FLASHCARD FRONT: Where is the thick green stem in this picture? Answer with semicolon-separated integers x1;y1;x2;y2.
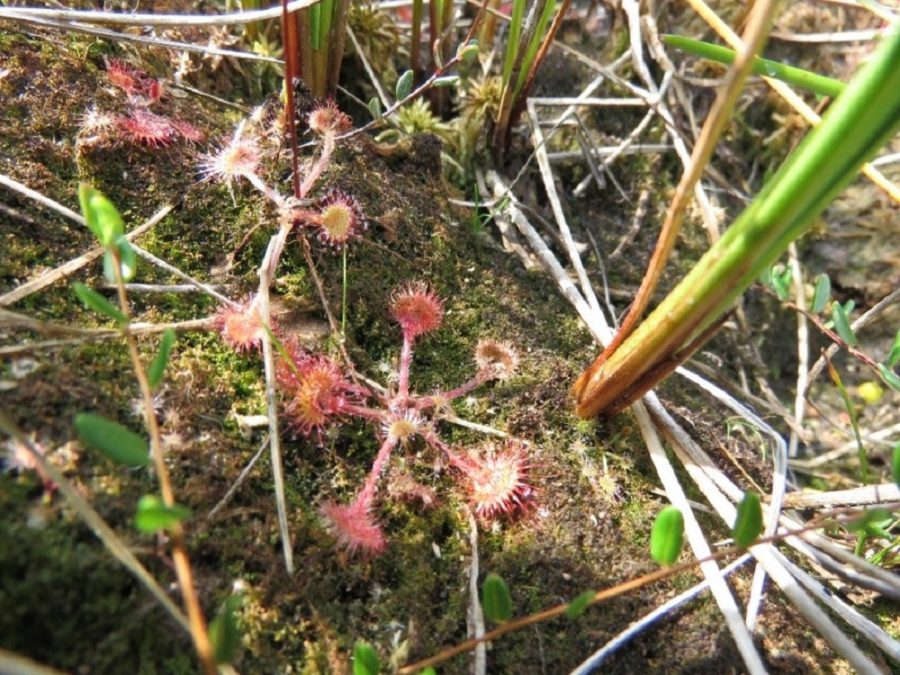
576;27;900;418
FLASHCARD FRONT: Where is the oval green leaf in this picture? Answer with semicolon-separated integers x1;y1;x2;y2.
564;590;595;619
209;594;242;664
433;75;460;88
650;506;684;565
811;273;831;314
73;283;128;325
732;492;763;548
352;641;380;675
395;69;414;101
893;444;900;489
135;495;191;533
79;183;124;247
75;413;149;466
148;329;176;390
878;364;900;392
482;573;512;623
886;329;900;369
831;302;858;347
103;237;137;283
458;40;480;62
367;97;383;120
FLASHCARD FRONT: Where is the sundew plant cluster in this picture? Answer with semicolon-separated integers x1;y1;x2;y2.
204;95;535;555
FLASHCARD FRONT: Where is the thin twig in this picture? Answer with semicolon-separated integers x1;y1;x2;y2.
684;0;900;204
257;229;295;575
0;1;320;26
110;254;216;674
571;555;752;673
466;509;487;675
208;436;270;520
805;285;900;393
4;15;283;62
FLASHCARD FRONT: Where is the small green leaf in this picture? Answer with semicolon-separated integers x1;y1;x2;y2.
395;69;414;101
886;329;900;369
482;573;512;623
73;283;128;325
564;590;595;619
134;495;192;533
811;273;831;314
79;183;124;247
209;594;242;664
732;492;763;548
458;40;480;62
831;302;858;347
878;364;900;392
148;329;176;390
367;97;383;120
650;506;684;565
433;75;460;88
892;444;900;489
102;236;137;283
766;264;792;301
75;413;149;466
352;641;380;675
844;507;891;533
419;669;437;675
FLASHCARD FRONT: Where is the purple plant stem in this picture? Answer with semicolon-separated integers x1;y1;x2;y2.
397;332;415;400
423;430;471;473
358;435;399;507
437;372;489;403
339;403;386;423
300;132;335;198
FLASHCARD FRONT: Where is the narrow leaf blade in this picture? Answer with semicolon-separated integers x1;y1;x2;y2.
831;302;858;347
148;329;176;390
73;283;128;325
209;594;243;664
892;444;900;489
811;273;831;314
886;329;900;369
75;413;149;466
482;573;512;623
732;492;763;547
650;506;684;565
564;590;595;619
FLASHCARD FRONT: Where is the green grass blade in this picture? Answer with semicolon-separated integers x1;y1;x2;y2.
502;0;527;82
582;27;900;417
514;0;557;97
663;34;846;98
